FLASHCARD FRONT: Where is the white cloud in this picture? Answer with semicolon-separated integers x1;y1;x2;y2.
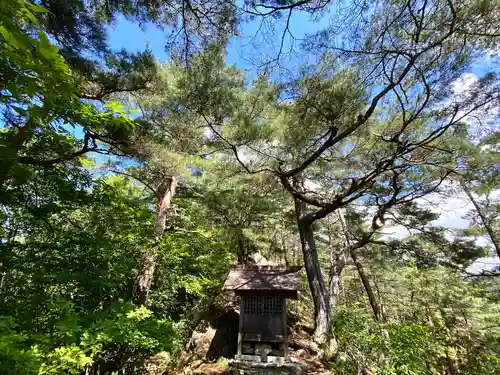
380;183;473;240
381;183;498;243
380;187;500;273
466;256;500;274
380;224;413;238
451;73;478;96
375;71;499;271
379;73;498;245
450;72;499;140
203;127;215;140
424;194;473;229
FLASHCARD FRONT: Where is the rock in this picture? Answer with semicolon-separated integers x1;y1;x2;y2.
254;343;272;362
232;362;306;375
288;328;319;354
190;359;204;370
295;349;308;358
193;363;232;375
183;308;239;362
143;351;171;375
249;253;277;266
242;342;254;354
254;344;272;355
192;327;217;358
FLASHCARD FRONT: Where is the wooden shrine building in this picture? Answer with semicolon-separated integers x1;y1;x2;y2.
223;265;301;363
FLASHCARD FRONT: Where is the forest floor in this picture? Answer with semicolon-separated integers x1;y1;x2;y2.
171;349;330;375
170;327;330;375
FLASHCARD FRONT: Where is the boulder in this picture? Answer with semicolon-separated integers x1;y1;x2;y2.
192;363;232;375
295;349;308;359
254;343;272;362
184;307;239;361
143;352;171;375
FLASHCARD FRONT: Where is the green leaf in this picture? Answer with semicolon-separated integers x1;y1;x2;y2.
0;26;23;49
104;102;125;112
26;3;49;13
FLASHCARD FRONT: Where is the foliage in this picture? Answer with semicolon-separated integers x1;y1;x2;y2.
1;0;500;374
0;2;237;373
332;266;500;375
0;303;178;375
0;172;184;373
0;0;136;194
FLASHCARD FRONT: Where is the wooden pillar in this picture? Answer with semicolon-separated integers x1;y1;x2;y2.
237;296;244;357
283;298;288;360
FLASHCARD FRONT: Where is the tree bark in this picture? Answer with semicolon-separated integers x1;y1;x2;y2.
282;235;290;266
329;248;346;311
294;197;336;348
329;211;348;311
134;175;177;305
154;175;178;240
459;179;500;258
133;251;155;305
337;209;384;322
349;249;384;322
236;227;246;263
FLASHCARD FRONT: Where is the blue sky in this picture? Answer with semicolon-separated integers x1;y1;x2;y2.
106;11;331;79
104;10;499;271
106;9;498;81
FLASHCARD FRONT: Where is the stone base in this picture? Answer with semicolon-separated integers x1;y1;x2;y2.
231;359;306;375
234;355;285;365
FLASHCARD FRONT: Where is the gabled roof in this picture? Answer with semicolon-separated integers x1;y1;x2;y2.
223;265;301;297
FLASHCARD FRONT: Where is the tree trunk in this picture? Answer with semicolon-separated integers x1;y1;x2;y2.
134;175;177;305
299;218;334;345
154;175;178;240
236;227;246;263
460;179;500;258
349;249;384;322
133;252;155;305
283;235;290;266
337;209;384;322
294;198;336;348
329;248;346;311
329;211;349;311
